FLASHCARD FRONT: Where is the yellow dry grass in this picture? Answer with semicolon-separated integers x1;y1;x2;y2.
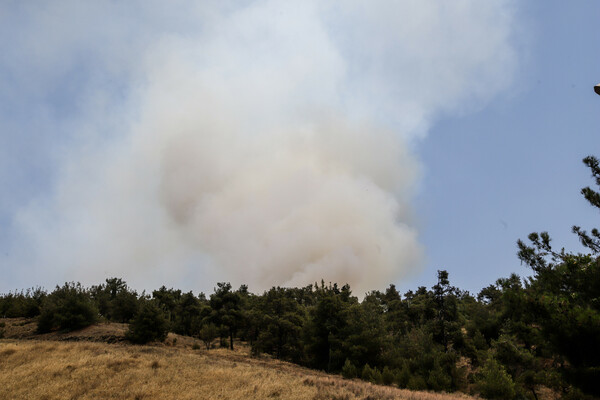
0;339;479;400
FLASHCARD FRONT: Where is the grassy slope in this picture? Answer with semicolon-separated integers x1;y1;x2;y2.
0;319;477;400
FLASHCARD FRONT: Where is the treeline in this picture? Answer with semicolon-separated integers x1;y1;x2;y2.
1;156;600;400
1;265;598;400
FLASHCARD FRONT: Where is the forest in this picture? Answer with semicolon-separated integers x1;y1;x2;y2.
1;156;599;400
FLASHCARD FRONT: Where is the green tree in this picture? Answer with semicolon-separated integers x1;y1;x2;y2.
209;283;242;350
126;300;169;344
516;155;600;397
152;286;182;325
303;282;354;371
0;287;45;318
341;358;358;379
252;287;305;362
342;298;387;369
91;278;139;323
172;291;204;336
37;282;97;333
476;357;516;399
432;270;460;352
198;323;218;350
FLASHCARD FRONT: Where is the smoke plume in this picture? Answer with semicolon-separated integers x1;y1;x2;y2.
1;1;519;295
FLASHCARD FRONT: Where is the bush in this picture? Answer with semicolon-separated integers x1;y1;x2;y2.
91;278;139;323
361;364;374;382
199;323;218;350
37;283;97;333
361;364;382;384
427;361;452;391
219;335;228;348
342;359;358;379
0;288;46;318
407;375;427;391
382;366;395;385
395;363;411;388
476;357;516;399
126;301;168;344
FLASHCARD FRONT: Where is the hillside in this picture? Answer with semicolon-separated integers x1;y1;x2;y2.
0;319;477;400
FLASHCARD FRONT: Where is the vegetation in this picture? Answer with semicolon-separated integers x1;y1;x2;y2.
125;300;169;344
0;340;477;400
36;282;97;333
2;155;600;399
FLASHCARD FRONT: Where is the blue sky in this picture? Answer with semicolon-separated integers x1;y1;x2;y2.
409;1;600;293
0;1;598;296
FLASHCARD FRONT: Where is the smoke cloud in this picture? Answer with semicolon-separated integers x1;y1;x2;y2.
1;1;519;295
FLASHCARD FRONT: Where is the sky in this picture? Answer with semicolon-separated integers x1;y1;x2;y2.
0;1;599;296
408;1;600;294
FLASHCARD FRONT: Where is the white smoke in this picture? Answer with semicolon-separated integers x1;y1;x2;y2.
3;1;519;295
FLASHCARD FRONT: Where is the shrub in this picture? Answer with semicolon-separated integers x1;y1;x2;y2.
361;364;382;384
0;288;46;318
361;364;374;382
126;301;168;344
372;368;383;384
407;375;427;391
199;323;218;350
382;366;395;385
395;363;411;388
219;335;228;348
427;361;452;391
37;283;97;333
341;359;358;379
476;357;516;399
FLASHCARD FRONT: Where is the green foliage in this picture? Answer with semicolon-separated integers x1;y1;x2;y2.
381;366;395;385
341;359;358;379
342;298;388;369
198;323;218;350
360;364;381;384
475;357;516;399
172;291;206;336
209;283;242;350
126;300;168;344
0;288;46;318
391;325;457;392
91;278;138;323
303;282;355;371
152;286;182;325
252;287;305;361
37;282;97;333
427;361;452;392
515;156;600;397
395;362;411;388
407;375;427;391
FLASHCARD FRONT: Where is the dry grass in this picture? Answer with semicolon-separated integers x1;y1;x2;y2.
0;340;478;400
0;319;479;400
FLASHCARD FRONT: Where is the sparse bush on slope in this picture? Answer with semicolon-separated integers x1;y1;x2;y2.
198;323;218;350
